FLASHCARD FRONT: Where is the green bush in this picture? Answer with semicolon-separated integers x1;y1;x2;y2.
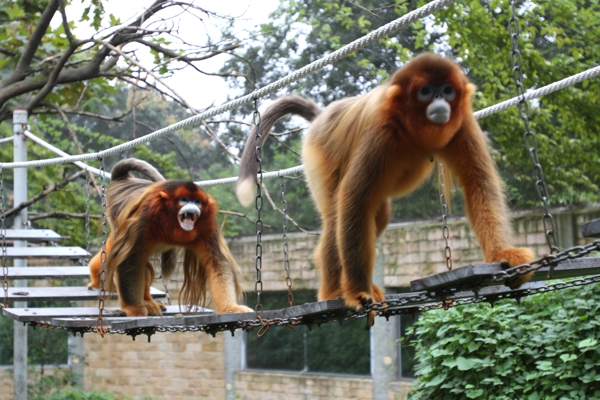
408;283;600;400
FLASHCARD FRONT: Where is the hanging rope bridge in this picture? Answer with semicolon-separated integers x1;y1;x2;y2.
2;0;600;340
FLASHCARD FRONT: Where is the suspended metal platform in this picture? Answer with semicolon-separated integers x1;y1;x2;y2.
580;217;600;238
2;227;600;340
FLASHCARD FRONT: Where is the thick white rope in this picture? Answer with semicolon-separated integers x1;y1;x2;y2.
22;130;111;179
0;0;456;170
195;165;305;187
473;64;600;119
13;62;600;185
195;64;600;186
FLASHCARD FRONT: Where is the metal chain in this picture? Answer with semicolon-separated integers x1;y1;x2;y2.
85;168;91;254
1;167;8;309
438;162;453;270
27;268;600;337
252;98;267;336
96;159;108;337
491;239;600;282
280;176;294;306
509;0;558;253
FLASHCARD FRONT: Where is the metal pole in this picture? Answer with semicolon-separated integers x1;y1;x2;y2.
224;331;243;399
372;239;397;400
13;109;28;400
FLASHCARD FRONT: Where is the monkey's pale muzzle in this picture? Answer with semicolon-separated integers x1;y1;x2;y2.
426;99;451;124
178;203;201;231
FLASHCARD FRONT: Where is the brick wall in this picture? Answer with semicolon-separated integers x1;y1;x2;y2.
0;368;13;400
234;371;413;400
84;331;226;399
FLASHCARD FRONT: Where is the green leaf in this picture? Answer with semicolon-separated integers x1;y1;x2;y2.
468;341;482;352
578;338;598;348
536;361;553;371
424;374;446;387
560;354;577;363
466;389;484;399
4;3;24;19
457;357;478;371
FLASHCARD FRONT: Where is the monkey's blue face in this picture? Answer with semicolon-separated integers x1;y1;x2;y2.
417;84;456;124
178;198;202;231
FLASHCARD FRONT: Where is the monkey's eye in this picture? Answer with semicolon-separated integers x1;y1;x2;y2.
441;84;456;101
417;85;436;102
179;198;203;206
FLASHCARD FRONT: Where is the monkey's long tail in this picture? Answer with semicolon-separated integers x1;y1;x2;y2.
110;158;165;182
236;95;321;207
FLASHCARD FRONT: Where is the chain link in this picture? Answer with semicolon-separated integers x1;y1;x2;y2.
85;168;91;254
509;0;558;253
280;176;294;307
252;98;267;335
96;159;109;337
26;268;600;337
438;162;453;270
491;239;600;282
1;166;8;309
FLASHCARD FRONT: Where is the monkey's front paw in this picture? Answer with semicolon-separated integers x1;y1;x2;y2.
221;304;253;314
492;247;535;289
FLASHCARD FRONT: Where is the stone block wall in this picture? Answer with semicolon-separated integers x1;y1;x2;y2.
0;368;13;400
84;331;226;399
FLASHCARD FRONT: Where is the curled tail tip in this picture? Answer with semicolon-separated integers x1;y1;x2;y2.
236;178;255;208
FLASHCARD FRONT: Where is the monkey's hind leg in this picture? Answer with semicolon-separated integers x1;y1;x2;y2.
143;262;165;315
88;234;114;289
315;222;344;301
115;260;151;317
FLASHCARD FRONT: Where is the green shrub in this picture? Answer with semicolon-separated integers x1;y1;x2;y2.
408;283;600;400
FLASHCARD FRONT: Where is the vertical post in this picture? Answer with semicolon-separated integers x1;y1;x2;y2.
68;300;85;387
13;109;28;400
224;331;243;399
68;326;84;387
372;239;397;400
556;212;575;249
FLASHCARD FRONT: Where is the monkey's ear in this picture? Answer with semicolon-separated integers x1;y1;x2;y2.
159;191;169;199
386;85;401;98
465;83;476;98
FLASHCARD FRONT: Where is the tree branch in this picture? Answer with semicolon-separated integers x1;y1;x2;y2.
3;170;87;218
97;39;199;112
2;0;59;88
260;182;316;235
135;38;240;64
218;209;271;227
201;120;240;161
48;103;103;198
28;212;101;222
0;0;171;108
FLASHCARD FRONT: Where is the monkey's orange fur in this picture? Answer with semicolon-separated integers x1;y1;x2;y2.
237;53;535;312
89;158;252;317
